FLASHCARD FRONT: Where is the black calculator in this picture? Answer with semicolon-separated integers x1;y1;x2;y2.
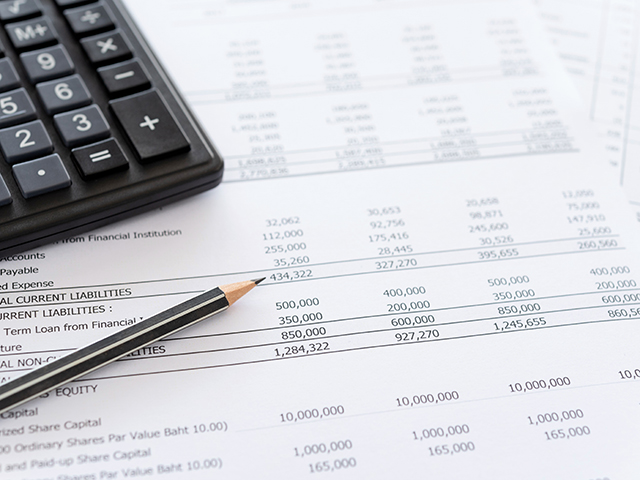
0;0;224;257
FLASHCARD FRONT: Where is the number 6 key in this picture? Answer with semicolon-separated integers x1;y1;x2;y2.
36;74;92;115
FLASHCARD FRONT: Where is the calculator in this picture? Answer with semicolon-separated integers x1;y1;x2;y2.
0;0;224;257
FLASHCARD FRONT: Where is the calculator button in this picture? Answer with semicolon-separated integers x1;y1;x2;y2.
6;17;57;51
54;104;110;147
98;58;150;97
0;120;53;164
0;88;36;128
64;3;114;37
72;138;128;179
12;153;70;198
36;74;91;115
0;58;20;92
81;30;133;66
0;0;41;23
55;0;92;8
21;45;74;83
0;175;11;205
109;90;190;163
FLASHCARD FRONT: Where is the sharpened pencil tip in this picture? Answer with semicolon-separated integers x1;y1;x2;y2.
252;277;266;285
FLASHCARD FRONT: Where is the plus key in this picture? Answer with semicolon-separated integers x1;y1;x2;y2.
140;115;159;130
109;90;190;163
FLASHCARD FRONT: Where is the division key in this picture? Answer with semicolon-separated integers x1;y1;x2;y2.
109;90;190;163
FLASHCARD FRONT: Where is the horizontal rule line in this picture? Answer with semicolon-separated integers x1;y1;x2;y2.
117;303;640;362
153;294;640;344
185;64;529;98
223;126;571;160
74;315;639;383
224;148;580;183
0;290;203;311
0;246;625;309
3;294;639;363
261;246;627;287
225;137;576;170
0;233;616;299
189;70;541;107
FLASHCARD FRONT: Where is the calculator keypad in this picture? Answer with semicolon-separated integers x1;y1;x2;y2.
0;0;222;257
0;0;200;201
0;0;163;200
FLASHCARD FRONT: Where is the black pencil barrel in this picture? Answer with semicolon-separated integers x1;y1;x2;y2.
0;287;228;415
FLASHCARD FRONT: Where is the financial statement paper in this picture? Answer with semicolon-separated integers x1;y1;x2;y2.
2;0;640;478
535;0;640;212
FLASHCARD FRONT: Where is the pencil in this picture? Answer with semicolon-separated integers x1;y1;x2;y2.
0;278;265;415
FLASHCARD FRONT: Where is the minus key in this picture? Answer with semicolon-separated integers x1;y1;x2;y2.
98;58;151;97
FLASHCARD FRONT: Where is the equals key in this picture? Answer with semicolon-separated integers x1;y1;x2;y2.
72;139;129;179
98;59;151;97
114;71;134;81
